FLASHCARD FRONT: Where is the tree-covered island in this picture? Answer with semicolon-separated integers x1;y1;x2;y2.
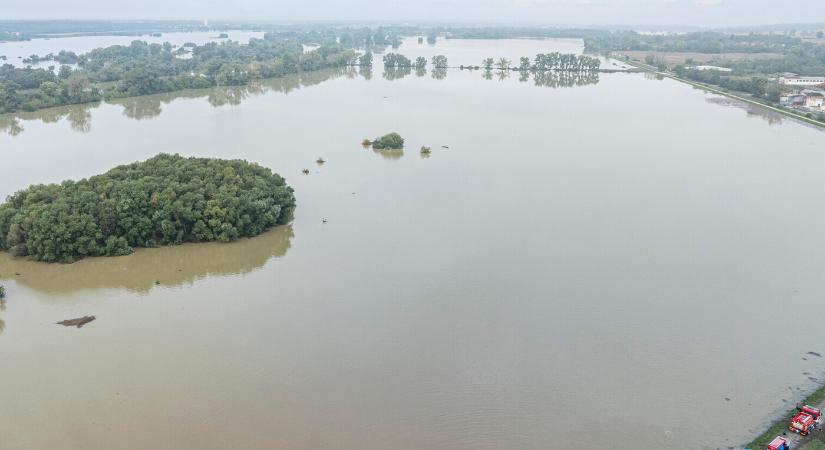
0;154;295;263
371;132;405;149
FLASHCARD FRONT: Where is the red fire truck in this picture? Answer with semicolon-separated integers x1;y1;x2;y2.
789;404;821;436
767;436;790;450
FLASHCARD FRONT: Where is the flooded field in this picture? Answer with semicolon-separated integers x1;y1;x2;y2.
1;38;824;450
0;30;265;67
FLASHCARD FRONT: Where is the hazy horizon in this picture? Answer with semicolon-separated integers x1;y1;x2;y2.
4;0;825;28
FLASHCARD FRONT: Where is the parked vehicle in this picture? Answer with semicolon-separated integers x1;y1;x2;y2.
789;405;821;436
767;436;790;450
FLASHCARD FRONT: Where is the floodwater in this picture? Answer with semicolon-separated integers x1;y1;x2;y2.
1;38;825;450
0;30;265;67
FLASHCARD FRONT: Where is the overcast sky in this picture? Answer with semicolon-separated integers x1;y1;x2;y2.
5;0;825;27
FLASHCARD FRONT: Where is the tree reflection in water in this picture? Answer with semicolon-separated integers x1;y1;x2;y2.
0;225;294;295
0;102;96;135
382;66;412;81
0;65;603;137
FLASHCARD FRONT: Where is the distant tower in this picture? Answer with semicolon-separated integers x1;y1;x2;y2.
203;17;208;27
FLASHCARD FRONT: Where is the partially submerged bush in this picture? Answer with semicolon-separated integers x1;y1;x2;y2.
361;138;372;147
372;132;405;150
0;153;295;263
0;285;5;299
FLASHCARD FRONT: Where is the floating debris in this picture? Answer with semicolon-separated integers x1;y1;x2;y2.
724;397;731;402
302;169;310;175
56;316;96;328
322;218;327;223
807;351;822;357
441;145;450;149
316;157;325;165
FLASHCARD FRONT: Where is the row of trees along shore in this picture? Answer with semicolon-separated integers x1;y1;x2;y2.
0;36;359;114
1;26;599;115
373;52;600;71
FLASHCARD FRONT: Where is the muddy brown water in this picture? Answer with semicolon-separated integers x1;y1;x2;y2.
1;38;824;450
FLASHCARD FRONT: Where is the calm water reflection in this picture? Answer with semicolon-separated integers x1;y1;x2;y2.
1;38;824;450
0;225;293;294
0;65;601;136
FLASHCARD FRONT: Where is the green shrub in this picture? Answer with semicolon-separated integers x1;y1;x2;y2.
0;154;295;263
372;132;405;150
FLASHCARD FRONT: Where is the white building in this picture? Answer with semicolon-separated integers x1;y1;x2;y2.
802;90;825;108
690;65;733;73
779;76;825;86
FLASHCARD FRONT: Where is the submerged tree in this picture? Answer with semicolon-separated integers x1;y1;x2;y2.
414;57;427;69
358;51;374;67
372;132;405;150
383;53;412;68
383;66;412;81
530;53;601;72
483;58;494;70
432;67;447;80
431;55;448;68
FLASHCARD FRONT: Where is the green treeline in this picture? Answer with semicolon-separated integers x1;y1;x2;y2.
528;53;600;71
674;67;776;99
0;154;296;263
381;53;448;69
0;36;358;114
584;31;799;54
584;30;825;76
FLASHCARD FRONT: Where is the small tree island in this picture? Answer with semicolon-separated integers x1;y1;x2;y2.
371;133;405;150
0;154;295;263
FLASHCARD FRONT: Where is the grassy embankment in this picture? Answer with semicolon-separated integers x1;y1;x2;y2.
744;385;825;449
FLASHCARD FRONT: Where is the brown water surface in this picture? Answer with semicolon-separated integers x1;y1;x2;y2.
1;38;824;450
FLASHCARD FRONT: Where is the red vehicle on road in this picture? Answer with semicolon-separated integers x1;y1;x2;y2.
789;404;821;436
801;405;822;421
767;436;790;450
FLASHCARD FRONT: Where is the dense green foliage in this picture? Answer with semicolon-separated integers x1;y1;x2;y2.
431;55;448;68
0;36;357;113
0;154;295;263
585;30;825;76
358;52;373;66
532;53;601;71
371;133;405;150
674;67;779;99
382;53;412;68
479;53;599;72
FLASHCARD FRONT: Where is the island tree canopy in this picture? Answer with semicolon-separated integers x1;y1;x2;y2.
0;154;295;263
372;132;405;150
